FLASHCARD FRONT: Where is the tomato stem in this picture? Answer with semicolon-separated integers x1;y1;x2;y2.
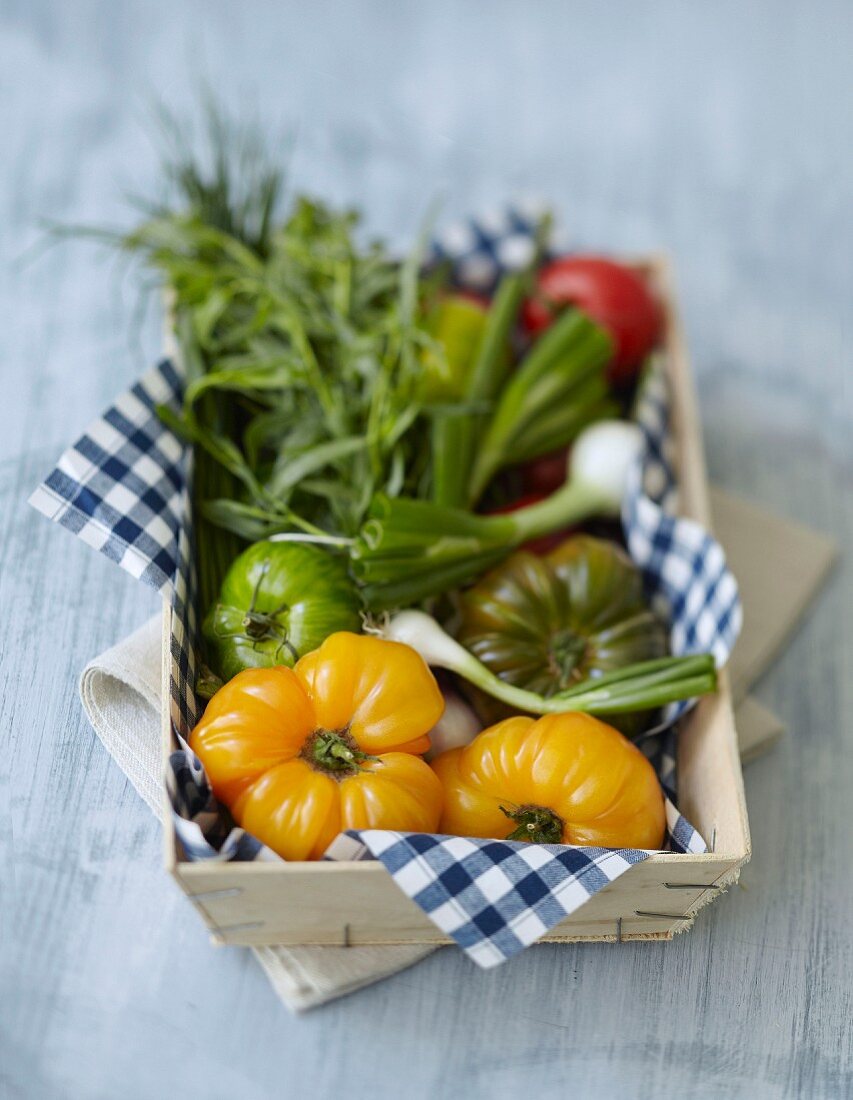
500;803;564;845
547;628;589;688
196;664;225;700
304;728;379;777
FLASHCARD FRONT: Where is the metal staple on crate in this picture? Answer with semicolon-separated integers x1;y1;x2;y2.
187;888;264;937
664;882;723;891
188;887;243;902
214;921;265;934
186;887;268;938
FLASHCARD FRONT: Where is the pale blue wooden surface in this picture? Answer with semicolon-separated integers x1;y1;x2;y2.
2;3;852;1097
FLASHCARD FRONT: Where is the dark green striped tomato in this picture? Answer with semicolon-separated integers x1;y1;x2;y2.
203;540;362;682
457;534;668;698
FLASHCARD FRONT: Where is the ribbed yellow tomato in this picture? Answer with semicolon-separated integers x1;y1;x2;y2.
431;712;665;849
189;632;445;860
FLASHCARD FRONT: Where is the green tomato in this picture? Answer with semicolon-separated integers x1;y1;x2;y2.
203;540;362;682
456;535;668;735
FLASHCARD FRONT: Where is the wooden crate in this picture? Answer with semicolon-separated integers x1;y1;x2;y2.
162;256;751;947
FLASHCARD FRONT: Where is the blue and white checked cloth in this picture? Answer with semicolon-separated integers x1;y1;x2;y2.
30;208;741;968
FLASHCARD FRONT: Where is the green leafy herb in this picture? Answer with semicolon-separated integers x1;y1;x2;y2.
104;109;458;613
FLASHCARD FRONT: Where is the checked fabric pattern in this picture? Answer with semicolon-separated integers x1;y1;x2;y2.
29;358;204;736
324;832;649;968
624;363;741;727
31;207;741;967
29;359;185;591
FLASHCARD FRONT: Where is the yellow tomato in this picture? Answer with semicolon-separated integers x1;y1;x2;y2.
190;633;445;860
431;712;665;849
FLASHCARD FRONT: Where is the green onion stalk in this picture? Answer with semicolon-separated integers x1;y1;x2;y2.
382;610;717;716
431;290;616;511
352;418;645;610
431;272;527;508
432;215;554;509
466;308;616;505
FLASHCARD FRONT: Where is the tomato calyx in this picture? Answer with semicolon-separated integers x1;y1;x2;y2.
213;555;300;662
303;728;380;778
240;604;290;641
208;596;299;664
500;803;564;845
241;559;290;643
546;628;589;690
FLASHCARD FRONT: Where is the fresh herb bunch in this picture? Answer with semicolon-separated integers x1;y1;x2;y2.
156;198;436;537
115;110;444;607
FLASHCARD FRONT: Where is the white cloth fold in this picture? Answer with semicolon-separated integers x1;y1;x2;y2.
78;489;836;1011
80;616;434;1012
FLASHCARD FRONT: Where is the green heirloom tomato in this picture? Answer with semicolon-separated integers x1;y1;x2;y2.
457;534;668;698
204;540;362;682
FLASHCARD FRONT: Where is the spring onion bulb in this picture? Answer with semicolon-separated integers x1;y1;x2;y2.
570;419;644;509
424;684;482;761
383;610;716;716
494;418;644;534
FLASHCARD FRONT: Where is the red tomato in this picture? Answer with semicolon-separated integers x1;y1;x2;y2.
522;256;663;384
487;493;575;556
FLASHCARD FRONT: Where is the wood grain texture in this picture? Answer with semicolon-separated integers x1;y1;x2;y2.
2;2;852;1097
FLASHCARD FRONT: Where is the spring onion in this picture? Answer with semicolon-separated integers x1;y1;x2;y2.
382;610;717;716
352;418;644;609
467;309;616;505
431;273;527;507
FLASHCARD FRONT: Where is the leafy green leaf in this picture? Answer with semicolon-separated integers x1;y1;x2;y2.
265;436;368;499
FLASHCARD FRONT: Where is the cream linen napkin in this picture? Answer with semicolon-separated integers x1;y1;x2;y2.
78;489;836;1011
78;614;434;1011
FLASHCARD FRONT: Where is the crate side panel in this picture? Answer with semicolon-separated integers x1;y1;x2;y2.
650;256;751;863
172;853;741;947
